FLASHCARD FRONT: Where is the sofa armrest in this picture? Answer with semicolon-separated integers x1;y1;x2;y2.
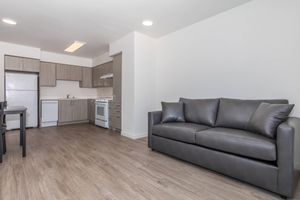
148;111;162;148
277;117;300;197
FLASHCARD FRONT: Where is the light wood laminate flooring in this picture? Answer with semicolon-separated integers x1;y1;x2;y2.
0;124;299;200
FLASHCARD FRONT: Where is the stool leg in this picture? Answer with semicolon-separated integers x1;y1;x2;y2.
3;134;6;154
0;132;3;163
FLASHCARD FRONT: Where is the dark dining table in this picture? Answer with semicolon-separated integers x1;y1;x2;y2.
3;106;27;158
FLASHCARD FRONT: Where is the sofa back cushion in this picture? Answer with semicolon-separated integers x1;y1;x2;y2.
179;98;219;126
248;103;294;138
215;98;288;130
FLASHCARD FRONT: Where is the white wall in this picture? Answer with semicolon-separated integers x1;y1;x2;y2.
155;0;300;167
40;51;92;67
156;0;300;111
133;32;157;137
92;52;113;66
109;32;156;139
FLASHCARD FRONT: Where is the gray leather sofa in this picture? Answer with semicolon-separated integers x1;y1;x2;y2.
148;98;299;198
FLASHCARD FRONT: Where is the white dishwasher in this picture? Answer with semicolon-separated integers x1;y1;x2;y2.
41;100;58;127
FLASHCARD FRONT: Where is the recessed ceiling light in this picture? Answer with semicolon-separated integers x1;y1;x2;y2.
2;18;17;25
64;41;86;53
142;20;153;26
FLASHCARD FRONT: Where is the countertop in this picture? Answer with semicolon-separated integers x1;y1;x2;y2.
41;98;97;101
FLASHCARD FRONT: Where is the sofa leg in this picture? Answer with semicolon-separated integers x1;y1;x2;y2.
280;195;287;199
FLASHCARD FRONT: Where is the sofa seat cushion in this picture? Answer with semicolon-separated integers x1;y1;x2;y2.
195;128;276;161
152;123;210;144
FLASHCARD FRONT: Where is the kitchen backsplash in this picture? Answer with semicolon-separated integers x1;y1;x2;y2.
40;80;98;99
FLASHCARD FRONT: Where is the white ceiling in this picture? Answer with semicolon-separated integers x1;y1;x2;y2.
0;0;251;58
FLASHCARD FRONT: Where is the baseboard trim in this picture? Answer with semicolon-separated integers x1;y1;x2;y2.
58;120;89;126
121;131;147;140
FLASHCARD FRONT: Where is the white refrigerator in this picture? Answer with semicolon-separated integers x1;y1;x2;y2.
5;72;38;130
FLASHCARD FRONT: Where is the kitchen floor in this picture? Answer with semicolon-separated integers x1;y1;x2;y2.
0;124;299;200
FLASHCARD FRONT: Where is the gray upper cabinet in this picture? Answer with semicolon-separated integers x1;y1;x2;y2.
22;57;40;72
92;61;113;88
92;65;103;87
5;55;40;72
113;54;122;102
80;67;93;88
4;56;22;71
56;64;83;81
104;62;113;87
40;62;56;87
70;66;83;81
56;64;69;80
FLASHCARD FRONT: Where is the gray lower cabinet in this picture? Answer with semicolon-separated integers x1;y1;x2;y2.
88;99;95;123
58;100;73;123
58;99;88;124
109;101;121;131
40;62;56;87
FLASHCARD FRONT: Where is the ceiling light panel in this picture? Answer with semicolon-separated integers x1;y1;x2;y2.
142;20;153;26
64;41;86;53
2;18;17;25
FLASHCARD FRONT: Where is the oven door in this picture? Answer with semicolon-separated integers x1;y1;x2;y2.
96;102;108;121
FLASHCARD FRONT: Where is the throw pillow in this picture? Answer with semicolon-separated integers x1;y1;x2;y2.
248;103;294;138
161;102;185;123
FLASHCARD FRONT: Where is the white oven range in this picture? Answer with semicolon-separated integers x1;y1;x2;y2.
95;97;112;128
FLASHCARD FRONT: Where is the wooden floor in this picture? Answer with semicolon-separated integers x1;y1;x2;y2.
0;124;299;200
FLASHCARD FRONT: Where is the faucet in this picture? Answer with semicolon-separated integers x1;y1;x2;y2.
67;94;71;99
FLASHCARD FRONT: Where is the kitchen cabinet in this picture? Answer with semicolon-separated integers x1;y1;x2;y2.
103;62;113;87
22;57;40;72
5;55;40;72
112;54;122;102
109;101;121;131
92;61;113;88
92;65;102;87
80;67;93;88
58;99;88;124
88;99;95;123
109;54;122;131
58;100;73;123
5;56;23;71
56;64;83;81
72;99;88;121
40;62;56;87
